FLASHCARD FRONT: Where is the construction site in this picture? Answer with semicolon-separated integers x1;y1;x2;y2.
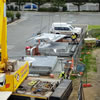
1;0;100;100
7;24;87;100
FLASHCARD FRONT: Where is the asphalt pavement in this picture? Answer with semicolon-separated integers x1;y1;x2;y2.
7;12;100;57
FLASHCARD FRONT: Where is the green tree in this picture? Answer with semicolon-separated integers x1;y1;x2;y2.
15;0;27;11
32;0;47;10
73;0;86;12
7;0;11;4
51;0;66;9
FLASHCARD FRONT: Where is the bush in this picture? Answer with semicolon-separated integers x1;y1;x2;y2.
62;6;67;12
7;11;11;18
10;12;14;21
7;11;14;21
16;12;21;19
50;7;59;12
91;29;100;39
38;7;59;12
15;6;18;11
7;6;10;10
9;5;14;11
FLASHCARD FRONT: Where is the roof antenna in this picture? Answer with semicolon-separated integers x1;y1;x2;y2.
48;12;51;33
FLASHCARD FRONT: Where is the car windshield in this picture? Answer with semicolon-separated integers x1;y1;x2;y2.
54;27;71;31
69;26;74;30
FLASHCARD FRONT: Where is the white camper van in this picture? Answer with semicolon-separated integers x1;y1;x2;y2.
50;22;82;36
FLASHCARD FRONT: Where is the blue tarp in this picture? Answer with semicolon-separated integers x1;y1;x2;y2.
24;4;37;9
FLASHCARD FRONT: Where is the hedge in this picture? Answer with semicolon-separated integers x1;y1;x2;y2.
38;7;59;12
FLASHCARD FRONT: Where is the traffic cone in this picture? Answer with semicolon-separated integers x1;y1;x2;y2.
83;83;92;87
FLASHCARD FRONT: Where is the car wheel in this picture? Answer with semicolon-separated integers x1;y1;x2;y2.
56;33;60;34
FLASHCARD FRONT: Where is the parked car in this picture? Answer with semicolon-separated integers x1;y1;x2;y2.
50;22;82;36
24;3;38;10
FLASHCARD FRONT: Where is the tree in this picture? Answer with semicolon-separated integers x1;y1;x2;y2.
7;0;11;4
15;0;27;11
32;0;47;10
73;0;86;12
90;0;100;12
51;0;66;9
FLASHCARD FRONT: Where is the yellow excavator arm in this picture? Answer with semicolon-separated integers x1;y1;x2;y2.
0;0;29;92
0;0;8;72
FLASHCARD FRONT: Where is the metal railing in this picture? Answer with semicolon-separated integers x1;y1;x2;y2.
73;25;88;70
78;81;85;100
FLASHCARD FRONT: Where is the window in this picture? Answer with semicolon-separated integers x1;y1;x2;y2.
54;27;71;31
64;27;71;31
69;26;74;30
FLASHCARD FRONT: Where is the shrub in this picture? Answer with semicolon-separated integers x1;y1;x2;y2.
38;7;59;12
7;11;14;21
38;8;48;12
9;5;14;11
50;7;59;12
62;6;67;12
16;12;21;19
7;11;11;18
10;12;14;21
15;6;18;11
7;6;10;10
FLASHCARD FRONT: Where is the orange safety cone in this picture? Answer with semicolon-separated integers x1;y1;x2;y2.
83;83;92;87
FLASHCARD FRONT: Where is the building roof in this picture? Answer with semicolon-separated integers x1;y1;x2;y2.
26;33;66;46
24;56;59;75
24;56;57;68
38;42;77;57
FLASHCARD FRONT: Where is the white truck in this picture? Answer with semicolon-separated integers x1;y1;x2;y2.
50;22;82;36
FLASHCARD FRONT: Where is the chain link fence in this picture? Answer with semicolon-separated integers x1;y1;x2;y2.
73;25;87;70
78;81;85;100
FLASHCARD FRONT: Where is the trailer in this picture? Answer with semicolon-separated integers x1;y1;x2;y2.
7;55;73;100
8;78;72;100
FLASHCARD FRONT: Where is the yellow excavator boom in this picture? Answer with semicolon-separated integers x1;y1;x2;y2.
0;0;8;71
0;0;29;92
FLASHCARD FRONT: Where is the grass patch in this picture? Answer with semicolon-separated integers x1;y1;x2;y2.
80;47;97;73
70;76;77;80
93;67;97;72
88;25;100;39
88;25;100;30
91;30;100;39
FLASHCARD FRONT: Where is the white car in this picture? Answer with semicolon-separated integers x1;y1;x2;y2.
50;22;82;36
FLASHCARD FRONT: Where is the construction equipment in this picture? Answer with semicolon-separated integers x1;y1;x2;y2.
0;1;73;99
0;0;29;93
